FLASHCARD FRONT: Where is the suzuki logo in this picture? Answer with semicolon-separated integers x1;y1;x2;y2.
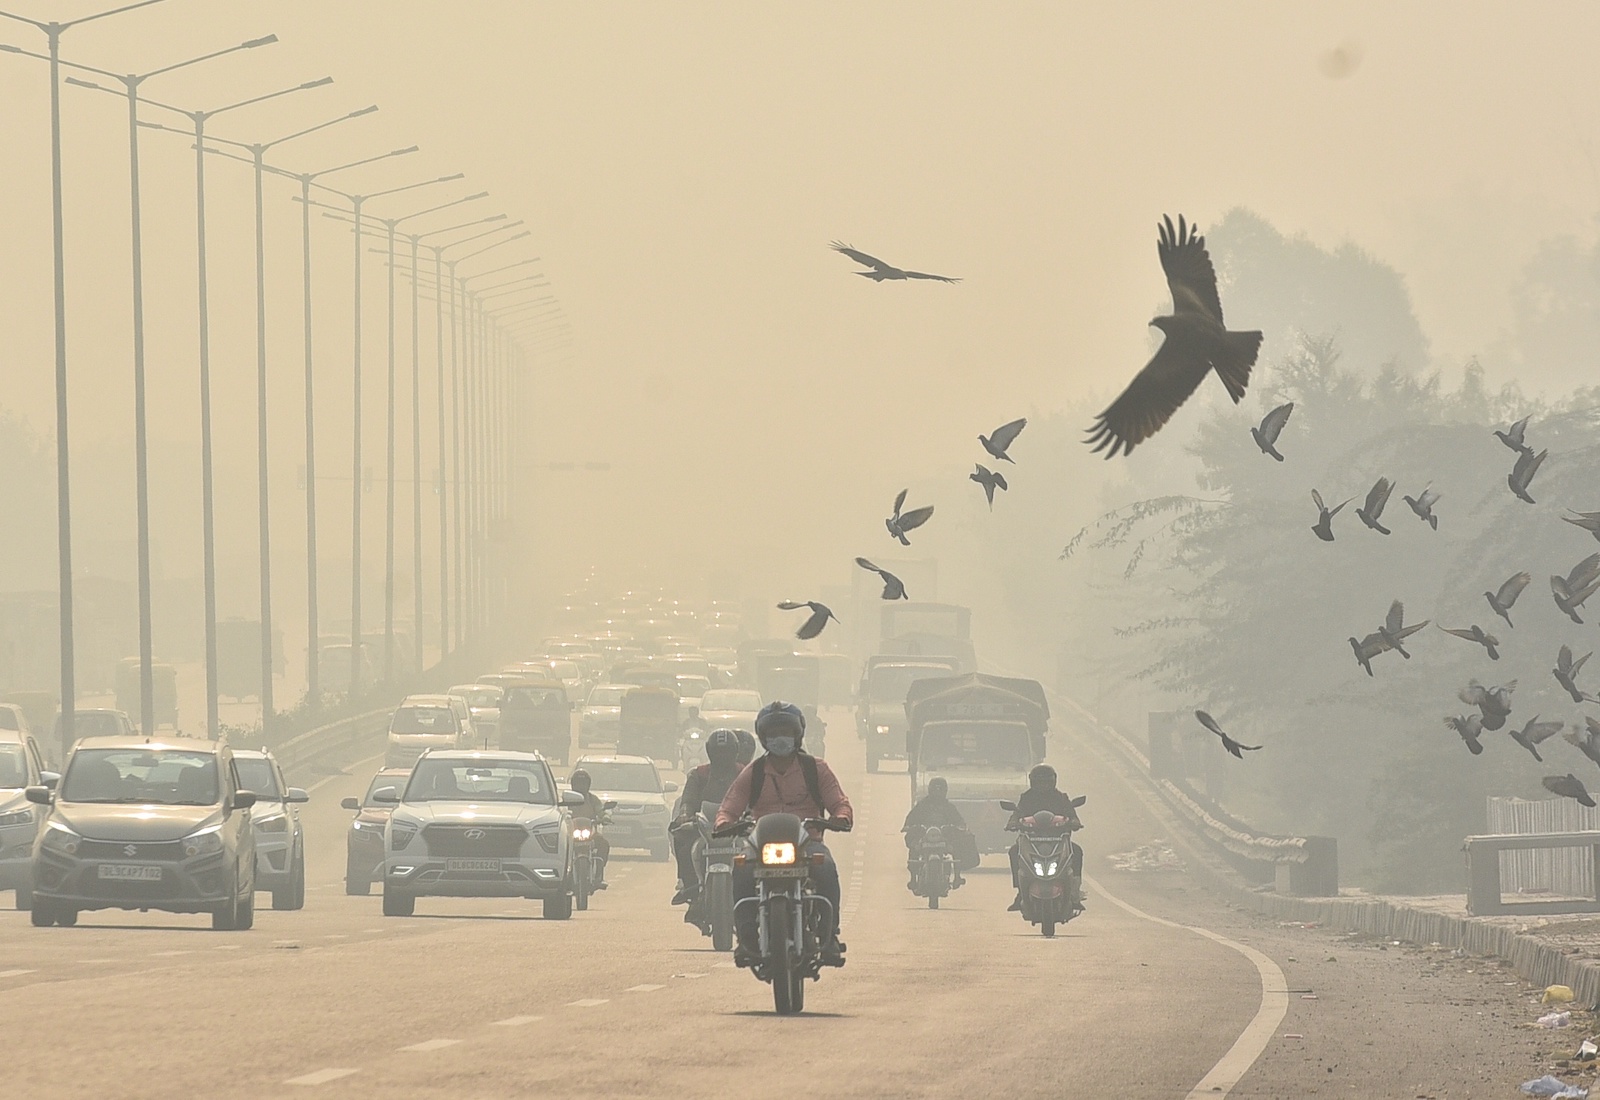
123;844;138;857
463;829;486;840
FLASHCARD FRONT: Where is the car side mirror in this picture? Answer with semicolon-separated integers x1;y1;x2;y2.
340;796;361;811
664;781;679;793
371;787;400;804
24;785;51;806
286;787;310;804
40;770;60;789
998;800;1018;812
603;799;618;811
559;789;585;808
1071;795;1087;808
232;790;258;810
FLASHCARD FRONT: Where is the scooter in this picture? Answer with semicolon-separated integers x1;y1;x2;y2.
1001;796;1086;938
906;824;964;909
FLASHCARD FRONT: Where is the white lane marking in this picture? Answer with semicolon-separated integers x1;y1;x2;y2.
150;950;190;957
568;998;609;1007
625;983;664;992
1083;874;1288;1100
324;934;347;939
286;1068;359;1086
491;1015;542;1026
401;1039;461;1052
213;944;241;950
712;961;735;968
0;968;36;978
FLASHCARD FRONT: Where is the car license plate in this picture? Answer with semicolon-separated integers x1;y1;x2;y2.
447;858;500;872
98;864;162;881
754;866;808;878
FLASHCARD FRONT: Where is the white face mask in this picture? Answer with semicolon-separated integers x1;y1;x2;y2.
764;735;797;757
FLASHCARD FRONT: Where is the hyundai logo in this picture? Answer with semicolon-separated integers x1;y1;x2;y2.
463;828;486;840
123;844;138;857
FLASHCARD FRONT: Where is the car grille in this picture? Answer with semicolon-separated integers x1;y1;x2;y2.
79;839;186;861
422;824;526;858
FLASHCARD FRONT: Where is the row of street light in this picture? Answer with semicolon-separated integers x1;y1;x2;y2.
1;3;565;738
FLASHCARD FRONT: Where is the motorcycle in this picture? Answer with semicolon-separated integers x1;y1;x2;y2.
671;799;739;950
1000;795;1086;938
570;799;616;912
677;726;708;775
713;811;850;1015
906;824;964;909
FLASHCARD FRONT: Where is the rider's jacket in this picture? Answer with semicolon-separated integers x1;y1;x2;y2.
903;795;967;832
682;762;740;814
1007;787;1081;830
716;754;853;833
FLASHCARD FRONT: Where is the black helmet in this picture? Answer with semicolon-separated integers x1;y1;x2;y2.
569;768;592;793
927;776;949;799
706;728;740;763
755;700;805;742
1028;763;1057;790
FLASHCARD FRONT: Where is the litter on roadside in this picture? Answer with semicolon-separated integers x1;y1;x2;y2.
1106;841;1185;872
1520;1075;1588;1098
1578;1038;1598;1061
1537;1011;1573;1029
1545;985;1578;1004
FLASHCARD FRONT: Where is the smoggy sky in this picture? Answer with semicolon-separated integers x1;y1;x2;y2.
1;2;1597;612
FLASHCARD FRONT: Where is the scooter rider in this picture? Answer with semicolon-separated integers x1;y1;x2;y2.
1006;763;1082;912
568;768;612;888
903;776;972;890
671;728;744;907
716;701;853;967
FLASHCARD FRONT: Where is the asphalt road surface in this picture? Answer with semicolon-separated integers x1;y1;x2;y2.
0;707;1564;1097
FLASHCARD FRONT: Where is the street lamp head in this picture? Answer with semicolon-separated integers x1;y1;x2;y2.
463;190;490;201
299;76;334;90
434;173;465;183
390;145;419;156
349;104;379;118
241;35;277;49
64;74;114;93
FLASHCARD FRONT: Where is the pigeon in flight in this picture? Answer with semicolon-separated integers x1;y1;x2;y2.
1194;710;1261;759
1552;553;1600;624
1508;448;1547;505
1355;477;1395;535
1459;678;1516;731
829;242;960;283
979;418;1026;464
1566;718;1600;770
1494;415;1534;458
1484;572;1531;629
1403;485;1441;530
1543;773;1597;808
1508;715;1564;762
1348;632;1391;676
970;464;1008;508
1377;600;1429;659
1311;490;1351;542
1444;714;1485;756
885;490;935;546
854;557;907;601
1085;215;1263;458
1438;624;1500;660
1563;510;1600;544
777;600;838;641
1251;402;1294;461
1553;645;1597;704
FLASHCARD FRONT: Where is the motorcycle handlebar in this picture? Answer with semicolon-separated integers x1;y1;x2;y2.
806;817;851;833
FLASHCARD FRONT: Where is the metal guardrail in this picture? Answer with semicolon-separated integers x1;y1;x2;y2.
256;708;392;773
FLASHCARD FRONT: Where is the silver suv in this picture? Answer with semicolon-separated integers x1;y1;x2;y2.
0;729;57;909
376;750;584;919
232;749;309;910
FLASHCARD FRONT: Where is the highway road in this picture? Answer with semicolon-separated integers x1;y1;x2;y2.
0;708;1562;1097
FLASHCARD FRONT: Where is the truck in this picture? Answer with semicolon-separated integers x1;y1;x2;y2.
856;656;960;773
905;673;1049;854
878;602;976;674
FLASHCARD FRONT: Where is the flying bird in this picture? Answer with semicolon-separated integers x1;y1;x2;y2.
1509;715;1564;762
1553;645;1597;704
1193;710;1261;759
1566;718;1600;770
1459;679;1516;731
1251;402;1294;461
1355;477;1394;535
1085;215;1263;458
970;464;1008;508
1311;490;1351;542
885;489;935;546
1508;448;1547;504
1563;510;1600;544
1484;572;1531;629
1438;624;1500;660
1543;773;1597;808
1444;714;1485;756
1403;485;1441;530
854;557;907;601
1377;600;1429;659
1552;553;1600;624
829;241;960;283
777;600;838;641
1348;632;1390;676
1494;415;1534;458
979;418;1026;464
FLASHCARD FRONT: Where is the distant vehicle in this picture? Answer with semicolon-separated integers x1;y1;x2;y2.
232;748;309;911
0;727;57;909
27;736;260;929
698;688;761;734
524;659;584;699
315;643;378;697
341;767;412;895
448;684;503;749
498;682;573;763
569;754;676;861
476;671;534;694
617;686;680;761
385;695;475;767
672;674;713;723
114;657;179;728
580;683;637;748
857;658;959;773
52;708;135;757
375;750;581;919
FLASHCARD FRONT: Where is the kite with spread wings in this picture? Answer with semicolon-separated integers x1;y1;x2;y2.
829;241;961;283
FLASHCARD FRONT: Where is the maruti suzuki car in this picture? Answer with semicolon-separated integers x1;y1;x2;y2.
232;748;309;910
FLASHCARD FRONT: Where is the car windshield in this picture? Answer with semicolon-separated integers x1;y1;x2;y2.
701;690;759;711
588;685;631;706
579;761;661;792
455;687;502;708
75;712;127;738
61;748;220;805
0;710;19;731
234;758;282;799
404;760;553;804
871;665;952;702
0;745;27;788
390;706;458;735
505;687;564;707
917;724;1033;770
365;773;410;805
545;662;580;679
673;676;711;697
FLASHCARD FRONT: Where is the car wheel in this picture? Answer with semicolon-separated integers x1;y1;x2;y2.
15;882;32;911
212;893;238;931
274;851;306;910
382;886;415;917
55;907;77;927
235;888;255;931
30;904;54;927
543;891;572;920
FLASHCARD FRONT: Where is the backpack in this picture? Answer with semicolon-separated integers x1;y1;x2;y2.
748;753;825;817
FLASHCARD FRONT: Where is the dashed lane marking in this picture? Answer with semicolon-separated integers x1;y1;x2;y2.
491;1015;543;1026
568;998;609;1007
400;1039;461;1052
0;969;36;979
150;951;190;957
286;1068;359;1086
625;984;664;992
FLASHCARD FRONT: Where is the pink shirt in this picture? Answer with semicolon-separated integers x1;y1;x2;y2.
716;755;853;834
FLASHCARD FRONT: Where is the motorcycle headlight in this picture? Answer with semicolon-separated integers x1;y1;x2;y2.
184;827;224;858
572;826;593;841
253;814;289;834
1047;861;1059;877
761;842;796;866
1032;861;1047;878
0;808;34;828
875;725;889;734
42;822;80;854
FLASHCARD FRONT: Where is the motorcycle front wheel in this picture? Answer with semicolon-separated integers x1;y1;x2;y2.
767;901;805;1015
707;873;733;952
574;855;590;911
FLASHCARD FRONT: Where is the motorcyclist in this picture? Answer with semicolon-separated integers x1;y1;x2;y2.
717;701;853;968
568;768;611;889
670;729;744;909
1006;763;1083;912
733;728;756;766
902;776;972;890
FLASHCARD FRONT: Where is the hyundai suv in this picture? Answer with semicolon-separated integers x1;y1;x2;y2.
376;750;583;919
27;736;259;929
232;749;309;911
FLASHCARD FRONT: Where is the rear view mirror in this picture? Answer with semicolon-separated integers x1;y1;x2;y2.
340;796;360;811
232;790;258;810
286;787;310;804
664;781;679;793
1071;795;1087;808
559;789;585;808
40;770;60;789
24;786;51;806
371;787;400;804
998;800;1017;812
603;799;618;811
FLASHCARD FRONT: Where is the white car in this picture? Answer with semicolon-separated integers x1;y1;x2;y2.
232;748;309;910
0;729;56;909
385;695;476;767
571;755;676;861
698;688;761;733
376;750;582;919
580;683;637;747
449;684;503;749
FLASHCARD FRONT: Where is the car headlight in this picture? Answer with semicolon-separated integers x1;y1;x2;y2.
389;823;417;850
0;808;33;828
42;822;80;854
761;842;796;866
253;814;289;834
184;827;224;858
